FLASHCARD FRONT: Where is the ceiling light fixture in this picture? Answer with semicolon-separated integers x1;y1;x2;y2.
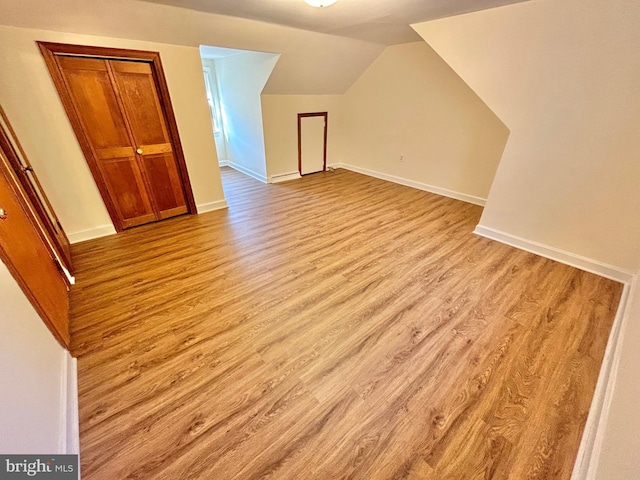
304;0;338;7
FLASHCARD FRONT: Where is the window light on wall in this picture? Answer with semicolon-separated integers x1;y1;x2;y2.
202;66;222;134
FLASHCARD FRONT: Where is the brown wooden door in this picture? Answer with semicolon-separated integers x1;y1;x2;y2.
0;104;74;274
110;61;189;220
51;53;190;230
0;147;70;348
57;56;157;229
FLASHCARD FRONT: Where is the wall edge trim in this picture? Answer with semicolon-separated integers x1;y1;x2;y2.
328;163;486;206
473;225;634;283
225;161;268;184
269;171;302;184
59;352;68;454
65;354;80;455
472;225;636;479
572;275;636;480
197;199;228;213
67;225;117;244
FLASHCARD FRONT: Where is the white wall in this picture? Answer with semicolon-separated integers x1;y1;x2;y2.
414;2;640;475
414;0;640;272
595;274;640;480
261;95;344;179
261;43;507;200
0;25;223;241
214;52;279;182
341;41;509;202
0;262;75;453
0;0;384;95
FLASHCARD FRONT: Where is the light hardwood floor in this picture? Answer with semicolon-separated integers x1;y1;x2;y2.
70;167;622;479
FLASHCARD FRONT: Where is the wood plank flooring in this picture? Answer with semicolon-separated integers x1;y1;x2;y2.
70;167;623;479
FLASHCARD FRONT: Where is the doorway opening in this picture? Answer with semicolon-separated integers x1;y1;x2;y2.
199;45;279;192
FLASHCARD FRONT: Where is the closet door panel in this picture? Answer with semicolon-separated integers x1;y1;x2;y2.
110;60;188;218
142;153;189;217
109;61;169;146
99;156;157;228
57;56;156;228
0;149;69;348
0;105;74;274
58;57;131;151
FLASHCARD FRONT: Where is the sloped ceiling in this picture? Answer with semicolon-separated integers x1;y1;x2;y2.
0;0;383;94
141;0;531;45
0;0;531;93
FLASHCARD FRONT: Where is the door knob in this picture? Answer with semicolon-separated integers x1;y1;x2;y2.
136;148;143;154
0;208;7;220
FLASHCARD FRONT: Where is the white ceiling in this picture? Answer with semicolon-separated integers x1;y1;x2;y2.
141;0;531;45
200;45;248;59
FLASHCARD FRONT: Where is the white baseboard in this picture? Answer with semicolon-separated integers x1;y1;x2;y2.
225;161;268;184
60;352;79;455
269;171;302;184
197;199;228;213
68;224;117;244
218;160;230;167
67;202;233;241
473;224;637;479
328;163;486;206
473;225;634;283
572;276;637;480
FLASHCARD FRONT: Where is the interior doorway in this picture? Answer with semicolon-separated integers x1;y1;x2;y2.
199;45;279;185
298;112;328;176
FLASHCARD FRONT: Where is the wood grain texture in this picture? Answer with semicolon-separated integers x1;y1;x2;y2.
70;167;622;479
0;145;69;348
0;103;74;274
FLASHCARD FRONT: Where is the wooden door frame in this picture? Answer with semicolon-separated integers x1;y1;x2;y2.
0;145;70;349
297;112;328;175
0;104;74;275
37;42;197;232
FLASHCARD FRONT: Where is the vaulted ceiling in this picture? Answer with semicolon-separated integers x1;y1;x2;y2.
141;0;531;45
0;0;530;94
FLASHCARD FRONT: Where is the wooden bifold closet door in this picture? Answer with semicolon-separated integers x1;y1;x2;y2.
39;43;196;231
0;143;70;348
